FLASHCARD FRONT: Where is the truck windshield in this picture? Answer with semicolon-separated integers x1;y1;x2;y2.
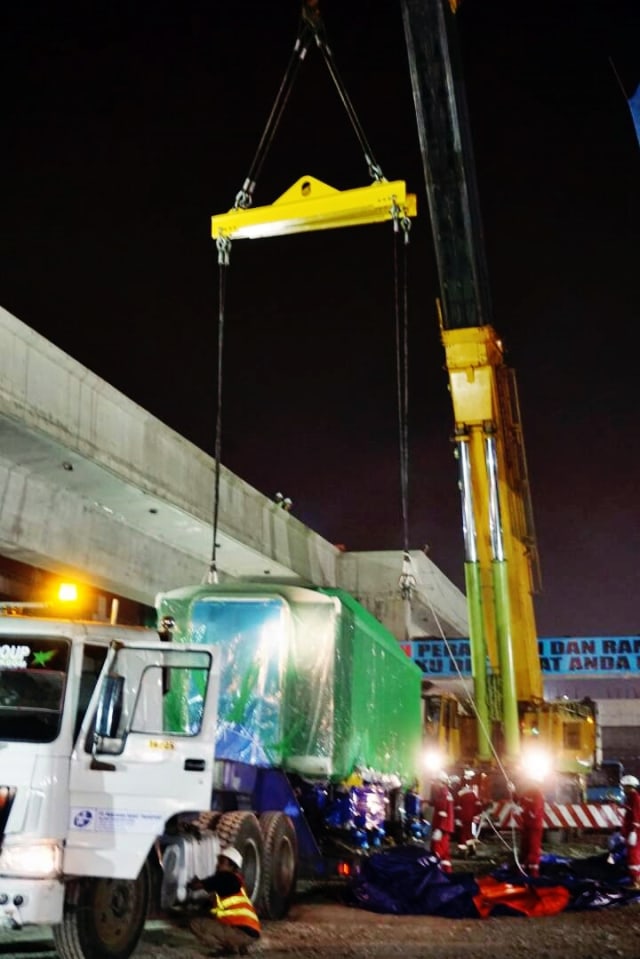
0;637;70;743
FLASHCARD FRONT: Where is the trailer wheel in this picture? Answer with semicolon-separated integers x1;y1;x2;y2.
53;861;150;959
257;811;298;919
215;811;263;904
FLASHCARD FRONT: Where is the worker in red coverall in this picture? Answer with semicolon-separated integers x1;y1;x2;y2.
430;770;455;873
515;775;545;878
455;769;483;856
621;774;640;889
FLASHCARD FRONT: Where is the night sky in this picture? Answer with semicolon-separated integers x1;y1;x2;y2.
2;1;639;636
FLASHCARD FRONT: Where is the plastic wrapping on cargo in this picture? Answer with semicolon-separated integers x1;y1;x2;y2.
157;583;423;786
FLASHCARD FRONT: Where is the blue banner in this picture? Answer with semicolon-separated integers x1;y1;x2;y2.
401;636;640;677
629;84;640;147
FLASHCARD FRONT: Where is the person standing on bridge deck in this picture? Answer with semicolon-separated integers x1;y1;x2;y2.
621;774;640;889
188;846;261;957
430;770;455;873
515;773;545;879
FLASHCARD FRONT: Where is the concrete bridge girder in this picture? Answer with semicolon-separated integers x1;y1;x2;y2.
0;306;468;637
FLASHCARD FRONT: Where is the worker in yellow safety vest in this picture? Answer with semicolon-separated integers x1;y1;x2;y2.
188;845;261;957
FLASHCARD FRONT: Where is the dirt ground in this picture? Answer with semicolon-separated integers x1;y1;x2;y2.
139;834;640;959
139;894;640;959
3;899;638;959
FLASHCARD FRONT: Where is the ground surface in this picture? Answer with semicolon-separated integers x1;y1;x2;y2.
163;898;640;959
1;839;638;959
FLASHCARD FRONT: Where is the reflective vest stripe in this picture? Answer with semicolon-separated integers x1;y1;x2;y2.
211;887;260;934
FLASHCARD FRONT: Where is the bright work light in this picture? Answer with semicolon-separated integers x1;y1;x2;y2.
57;583;78;603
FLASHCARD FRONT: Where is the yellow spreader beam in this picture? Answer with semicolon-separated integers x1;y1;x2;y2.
211;175;417;241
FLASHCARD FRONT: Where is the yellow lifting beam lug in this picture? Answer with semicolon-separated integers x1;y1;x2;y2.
211;175;417;241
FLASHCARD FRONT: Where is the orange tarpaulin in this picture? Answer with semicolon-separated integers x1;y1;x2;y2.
473;876;571;919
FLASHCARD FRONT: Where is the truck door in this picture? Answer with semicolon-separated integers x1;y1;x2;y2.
66;641;219;879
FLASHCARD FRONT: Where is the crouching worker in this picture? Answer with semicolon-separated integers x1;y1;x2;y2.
188;846;261;957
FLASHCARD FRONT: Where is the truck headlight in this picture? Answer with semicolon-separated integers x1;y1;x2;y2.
0;841;62;879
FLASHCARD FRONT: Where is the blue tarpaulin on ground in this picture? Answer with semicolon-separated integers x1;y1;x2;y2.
345;847;479;918
346;845;640;918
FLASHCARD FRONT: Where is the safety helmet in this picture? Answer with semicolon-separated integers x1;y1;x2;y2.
463;769;475;781
437;769;450;783
621;775;640;789
449;774;461;786
219;846;243;870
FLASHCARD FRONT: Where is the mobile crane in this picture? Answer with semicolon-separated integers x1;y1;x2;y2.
401;0;597;800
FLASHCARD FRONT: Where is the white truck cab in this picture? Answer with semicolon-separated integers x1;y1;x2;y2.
0;614;219;959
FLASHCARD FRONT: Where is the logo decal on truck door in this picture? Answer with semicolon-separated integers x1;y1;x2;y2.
70;806;165;834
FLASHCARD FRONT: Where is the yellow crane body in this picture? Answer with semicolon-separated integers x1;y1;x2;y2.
438;323;597;784
442;324;544;704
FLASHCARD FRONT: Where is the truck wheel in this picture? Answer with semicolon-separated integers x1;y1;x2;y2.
53;861;150;959
215;811;264;904
257;811;298;919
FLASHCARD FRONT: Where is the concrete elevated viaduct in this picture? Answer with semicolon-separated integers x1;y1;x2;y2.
0;305;468;639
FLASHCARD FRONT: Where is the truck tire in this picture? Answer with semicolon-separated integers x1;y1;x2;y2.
53;861;150;959
257;811;298;920
215;811;263;904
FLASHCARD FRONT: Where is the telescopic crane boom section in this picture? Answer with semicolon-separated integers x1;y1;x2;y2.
402;0;492;333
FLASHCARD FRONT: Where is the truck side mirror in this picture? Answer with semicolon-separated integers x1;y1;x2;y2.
95;674;124;739
90;674;125;769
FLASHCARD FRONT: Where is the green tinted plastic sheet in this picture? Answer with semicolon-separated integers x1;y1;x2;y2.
157;583;422;786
